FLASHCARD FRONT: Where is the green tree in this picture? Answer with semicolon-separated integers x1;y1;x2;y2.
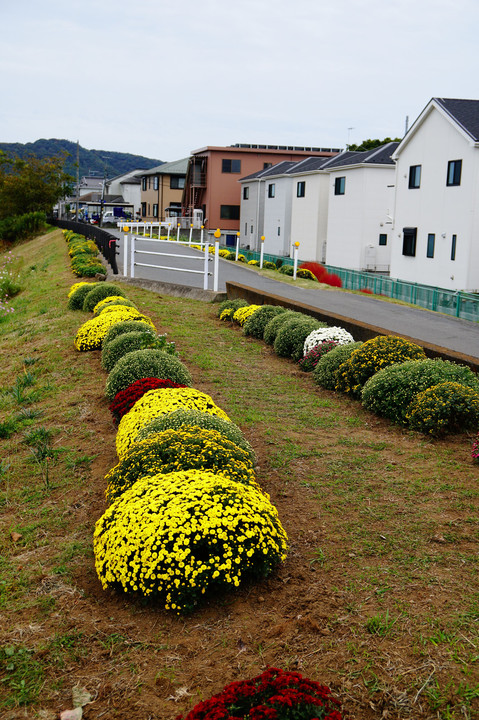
0;151;73;219
348;137;402;152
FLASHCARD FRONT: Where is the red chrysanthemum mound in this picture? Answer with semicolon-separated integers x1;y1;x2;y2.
109;377;187;424
176;667;342;720
299;262;342;288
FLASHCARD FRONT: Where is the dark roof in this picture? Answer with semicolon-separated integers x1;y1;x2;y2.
435;98;479;141
324;143;399;169
240;161;297;181
285;156;332;174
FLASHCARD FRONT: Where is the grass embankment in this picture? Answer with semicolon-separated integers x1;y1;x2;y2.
0;229;478;720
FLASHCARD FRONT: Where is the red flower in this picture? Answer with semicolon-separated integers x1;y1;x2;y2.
109;377;187;423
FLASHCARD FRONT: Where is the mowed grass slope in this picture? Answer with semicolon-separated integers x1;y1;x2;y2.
0;229;478;720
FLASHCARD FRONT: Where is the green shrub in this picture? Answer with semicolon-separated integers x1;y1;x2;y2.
136;408;255;463
336;335;426;397
216;298;249;317
67;282;99;310
405;382;479;436
263;311;305;345
70;255;105;277
82;283;128;312
361;358;479;425
313;342;363;390
102;320;157;349
93;470;288;613
93;298;137;316
263;261;277;270
105;349;192;401
105;427;257;504
273;317;325;361
243;305;286;339
279;264;294;275
275;258;284;269
101;331;176;373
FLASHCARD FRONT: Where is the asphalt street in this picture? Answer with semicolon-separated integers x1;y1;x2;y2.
110;232;479;361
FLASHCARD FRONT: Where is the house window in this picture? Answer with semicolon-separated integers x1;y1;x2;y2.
334;177;345;195
402;227;417;256
277;227;281;236
222;159;241;173
426;233;435;258
451;234;457;261
243;186;249;200
220;204;240;220
263;162;272;169
170;176;185;189
297;181;306;197
408;165;421;189
447;160;462;186
141;177;147;191
268;183;275;198
152;204;158;218
153;177;159;191
379;233;387;246
250;225;253;234
141;202;146;216
244;222;247;235
148;178;151;189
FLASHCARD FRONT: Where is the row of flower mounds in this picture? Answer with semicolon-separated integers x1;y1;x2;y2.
66;278;289;615
64;228;106;277
217;298;479;439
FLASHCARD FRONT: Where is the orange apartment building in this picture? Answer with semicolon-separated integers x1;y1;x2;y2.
139;158;188;222
181;143;341;233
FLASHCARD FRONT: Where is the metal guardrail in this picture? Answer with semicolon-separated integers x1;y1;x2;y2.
48;219;119;274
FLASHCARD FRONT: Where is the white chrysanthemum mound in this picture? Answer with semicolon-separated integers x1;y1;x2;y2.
303;326;355;356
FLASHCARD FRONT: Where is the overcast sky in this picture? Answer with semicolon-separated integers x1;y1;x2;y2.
1;0;477;162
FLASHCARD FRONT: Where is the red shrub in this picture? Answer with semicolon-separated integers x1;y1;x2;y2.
322;272;342;288
109;377;187;424
176;667;342;720
299;261;327;282
360;287;373;294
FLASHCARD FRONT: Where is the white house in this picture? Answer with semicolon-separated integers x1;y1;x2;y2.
105;170;144;217
324;143;398;271
287;157;332;262
239;161;296;253
390;98;479;291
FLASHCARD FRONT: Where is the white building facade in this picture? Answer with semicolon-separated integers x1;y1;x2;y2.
390;98;479;291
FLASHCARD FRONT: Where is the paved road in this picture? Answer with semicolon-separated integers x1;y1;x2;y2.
111;232;479;361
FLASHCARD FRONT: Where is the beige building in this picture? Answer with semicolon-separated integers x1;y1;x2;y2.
139;158;188;221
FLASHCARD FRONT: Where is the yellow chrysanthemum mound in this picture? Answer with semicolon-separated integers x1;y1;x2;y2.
68;282;90;298
115;387;229;459
94;470;289;613
93;295;133;314
232;305;261;326
105;427;259;504
74;309;155;351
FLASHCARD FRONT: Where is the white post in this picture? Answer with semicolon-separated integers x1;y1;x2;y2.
188;224;193;246
213;228;221;292
177;223;180;242
203;242;209;290
167;223;171;240
149;223;153;238
235;232;240;261
260;235;265;268
293;241;300;279
123;234;129;276
200;225;204;249
130;234;135;278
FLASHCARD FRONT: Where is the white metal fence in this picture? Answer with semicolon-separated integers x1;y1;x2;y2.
122;234;220;291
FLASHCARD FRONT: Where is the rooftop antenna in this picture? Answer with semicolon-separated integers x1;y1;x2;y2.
347;127;355;150
405;115;409;135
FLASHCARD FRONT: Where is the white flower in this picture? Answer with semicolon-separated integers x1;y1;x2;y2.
303;326;354;356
